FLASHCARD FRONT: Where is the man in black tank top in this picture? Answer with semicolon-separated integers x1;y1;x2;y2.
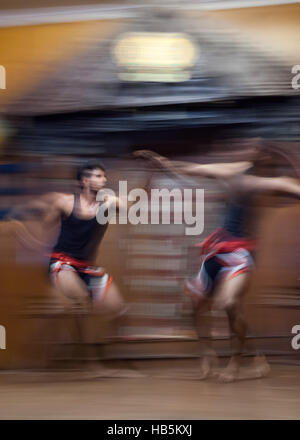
135;148;300;383
11;160;138;376
47;161;124;314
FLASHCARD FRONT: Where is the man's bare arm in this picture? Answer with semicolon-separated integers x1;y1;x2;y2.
9;192;66;252
243;175;300;199
8;192;62;221
134;150;251;180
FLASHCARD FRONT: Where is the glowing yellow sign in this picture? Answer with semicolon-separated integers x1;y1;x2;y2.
113;32;197;82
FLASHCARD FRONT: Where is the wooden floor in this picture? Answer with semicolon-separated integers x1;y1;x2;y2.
0;362;299;419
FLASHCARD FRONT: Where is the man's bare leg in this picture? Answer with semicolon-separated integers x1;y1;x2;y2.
53;276;141;379
48;269;119;375
228;303;270;380
213;273;270;382
185;289;219;380
87;280;144;378
51;269;98;371
221;303;248;382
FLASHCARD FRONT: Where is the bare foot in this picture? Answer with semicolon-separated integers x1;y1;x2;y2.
217;356;239;383
218;355;271;382
218;369;239;383
197;353;219;380
238;355;271;380
253;355;271;376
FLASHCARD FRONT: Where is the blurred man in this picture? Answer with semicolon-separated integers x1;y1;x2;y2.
48;161;123;316
11;160;131;376
135;144;300;382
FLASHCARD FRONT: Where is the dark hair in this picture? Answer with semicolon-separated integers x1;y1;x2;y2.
77;160;106;182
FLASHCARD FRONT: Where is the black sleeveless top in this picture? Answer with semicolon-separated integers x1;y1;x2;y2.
223;201;250;238
52;194;108;261
222;180;254;239
219;168;258;239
